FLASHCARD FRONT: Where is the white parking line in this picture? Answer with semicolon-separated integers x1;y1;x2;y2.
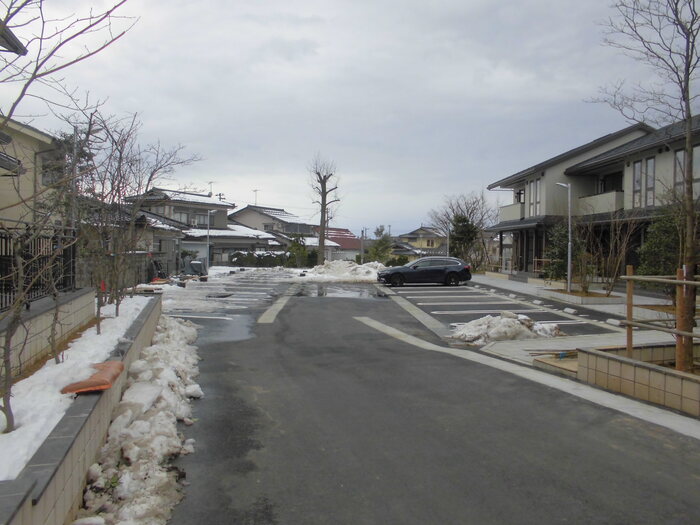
258;283;300;324
354;316;700;442
172;315;233;320
416;301;519;306
405;295;488;299
431;309;547;315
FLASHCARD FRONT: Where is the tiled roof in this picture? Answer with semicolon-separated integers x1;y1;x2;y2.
138;187;235;207
232;204;307;224
567;116;700;174
320;227;362;250
487;123;654;189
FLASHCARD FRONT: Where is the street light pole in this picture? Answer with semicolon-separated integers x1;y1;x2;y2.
206;209;217;269
556;182;572;293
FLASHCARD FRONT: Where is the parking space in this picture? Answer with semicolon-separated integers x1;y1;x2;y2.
390;283;622;337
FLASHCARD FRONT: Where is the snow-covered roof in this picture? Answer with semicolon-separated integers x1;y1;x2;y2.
145;217;181;231
226;224;275;239
139;188;235;207
304;236;340;248
184;225;275;239
232;204;307;224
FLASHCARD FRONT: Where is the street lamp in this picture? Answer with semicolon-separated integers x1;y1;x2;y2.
556;182;572;293
206;209;217;268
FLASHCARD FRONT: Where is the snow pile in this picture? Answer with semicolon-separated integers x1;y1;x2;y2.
294;260;386;282
0;297;152;481
74;315;201;525
450;311;561;345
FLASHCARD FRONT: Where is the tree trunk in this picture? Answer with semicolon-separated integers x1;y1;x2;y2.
318;178;327;265
677;52;696;371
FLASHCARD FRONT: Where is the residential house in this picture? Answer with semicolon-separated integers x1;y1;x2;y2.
181;224;277;266
0;118;63;227
127;187;236;267
487;123;654;275
395;226;447;257
315;227;362;261
229;205;314;237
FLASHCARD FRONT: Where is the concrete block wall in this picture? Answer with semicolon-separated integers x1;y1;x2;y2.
578;347;700;417
0;289;95;379
0;296;162;525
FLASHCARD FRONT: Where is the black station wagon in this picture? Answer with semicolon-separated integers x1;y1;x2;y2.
377;256;472;287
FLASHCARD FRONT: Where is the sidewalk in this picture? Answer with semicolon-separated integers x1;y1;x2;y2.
469;274;677;366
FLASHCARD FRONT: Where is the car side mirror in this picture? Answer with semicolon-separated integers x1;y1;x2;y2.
412;265;419;270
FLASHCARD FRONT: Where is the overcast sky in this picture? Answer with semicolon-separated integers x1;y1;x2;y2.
16;1;650;236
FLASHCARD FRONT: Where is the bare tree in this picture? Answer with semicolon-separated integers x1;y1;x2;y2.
427;191;497;268
75;110;197;325
309;154;339;265
0;0;135;125
599;0;700;371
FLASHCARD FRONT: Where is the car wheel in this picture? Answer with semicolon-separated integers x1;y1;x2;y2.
390;274;404;287
445;273;459;286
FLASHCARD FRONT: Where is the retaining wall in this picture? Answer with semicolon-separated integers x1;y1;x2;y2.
0;289;95;379
578;345;700;417
0;296;162;525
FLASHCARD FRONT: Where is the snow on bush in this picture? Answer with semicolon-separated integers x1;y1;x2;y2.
450;311;561;345
74;315;201;525
295;260;386;282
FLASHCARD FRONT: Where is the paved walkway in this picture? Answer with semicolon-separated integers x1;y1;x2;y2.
470;274;677;365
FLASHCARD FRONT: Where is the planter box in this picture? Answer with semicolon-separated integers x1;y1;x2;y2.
0;296;162;525
578;344;700;417
537;288;625;305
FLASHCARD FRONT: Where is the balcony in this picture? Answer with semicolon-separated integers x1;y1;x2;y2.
578;191;624;216
499;202;524;222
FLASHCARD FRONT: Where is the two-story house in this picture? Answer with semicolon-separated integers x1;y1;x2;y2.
0;118;63;227
395;226;447;258
487;123;654;274
127;187;237;268
229;205;315;236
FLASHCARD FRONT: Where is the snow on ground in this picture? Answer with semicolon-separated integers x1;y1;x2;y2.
291;261;386;282
74;315;201;525
450;311;561;345
0;297;152;481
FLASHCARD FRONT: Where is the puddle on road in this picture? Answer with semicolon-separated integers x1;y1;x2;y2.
294;283;386;299
190;314;256;344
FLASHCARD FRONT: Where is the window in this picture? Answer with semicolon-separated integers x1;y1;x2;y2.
196;214;208;226
535;179;541;215
426;239;435;247
672;147;700;196
632;160;642;208
645;157;655;207
263;223;274;231
173;211;188;223
514;188;524;203
528;180;534;216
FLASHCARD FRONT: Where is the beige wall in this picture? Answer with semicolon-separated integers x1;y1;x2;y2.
232;209;277;231
0;121;58;226
622;146;679;210
506;127;650;219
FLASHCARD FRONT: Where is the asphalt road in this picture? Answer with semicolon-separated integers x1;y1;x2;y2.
170;282;700;525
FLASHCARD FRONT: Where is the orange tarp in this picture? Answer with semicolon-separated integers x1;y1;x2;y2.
60;361;125;394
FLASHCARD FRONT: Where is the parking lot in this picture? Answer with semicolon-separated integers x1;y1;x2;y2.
389;282;623;337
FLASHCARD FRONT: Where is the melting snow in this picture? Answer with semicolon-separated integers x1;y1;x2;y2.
74;315;201;525
450;311;561;345
293;260;386;282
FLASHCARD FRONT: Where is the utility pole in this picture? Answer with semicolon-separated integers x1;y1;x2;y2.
360;227;366;264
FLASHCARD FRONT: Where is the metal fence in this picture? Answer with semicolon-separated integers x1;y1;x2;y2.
0;228;76;311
